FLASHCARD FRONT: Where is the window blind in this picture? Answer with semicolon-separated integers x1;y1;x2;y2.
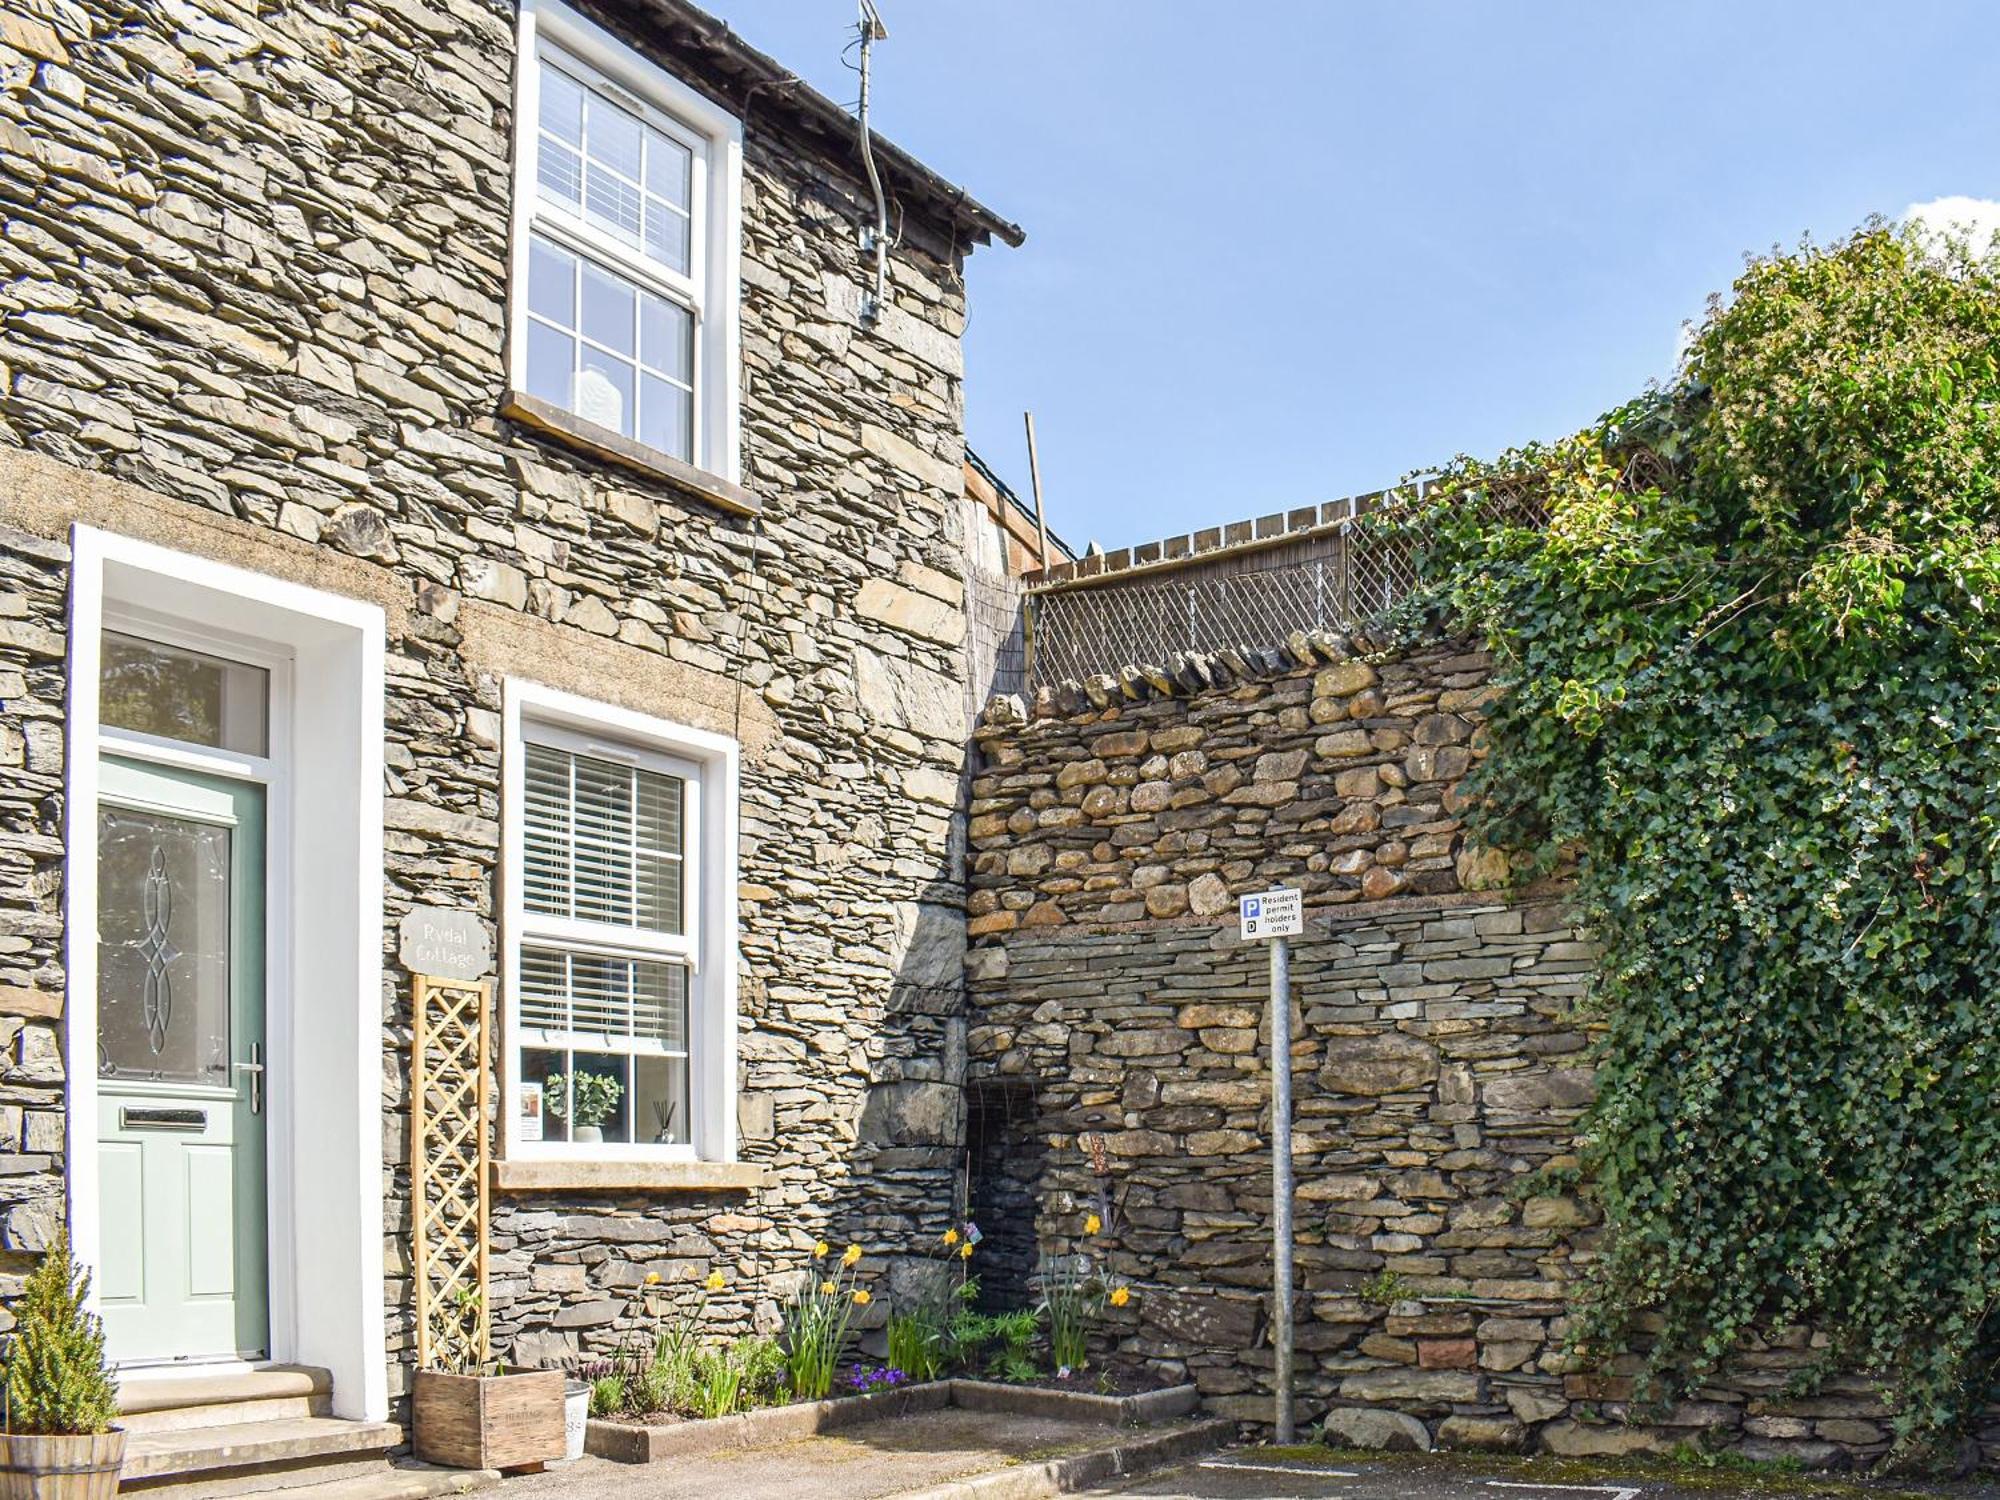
523;742;684;934
519;945;688;1052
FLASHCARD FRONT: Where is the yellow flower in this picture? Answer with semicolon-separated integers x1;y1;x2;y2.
1110;1286;1132;1308
842;1243;863;1267
1085;1213;1102;1236
852;1288;872;1306
644;1270;663;1285
814;1241;829;1260
819;1280;837;1296
704;1270;726;1292
959;1241;974;1260
943;1229;960;1247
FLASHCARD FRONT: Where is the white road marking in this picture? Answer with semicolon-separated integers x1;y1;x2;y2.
1484;1483;1640;1500
1198;1459;1361;1478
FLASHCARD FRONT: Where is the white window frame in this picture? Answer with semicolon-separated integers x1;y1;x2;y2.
501;679;740;1165
508;0;744;482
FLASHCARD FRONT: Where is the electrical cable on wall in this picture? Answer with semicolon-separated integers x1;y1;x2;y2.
853;1;891;325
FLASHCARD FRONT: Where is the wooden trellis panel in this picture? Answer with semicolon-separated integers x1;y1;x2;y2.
412;975;491;1371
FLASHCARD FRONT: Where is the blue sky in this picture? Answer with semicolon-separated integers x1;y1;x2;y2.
720;3;2000;553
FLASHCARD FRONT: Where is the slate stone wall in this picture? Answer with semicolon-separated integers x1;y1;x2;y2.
966;634;1967;1469
0;0;984;1402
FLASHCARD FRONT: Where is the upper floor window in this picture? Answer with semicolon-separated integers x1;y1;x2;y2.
509;0;742;482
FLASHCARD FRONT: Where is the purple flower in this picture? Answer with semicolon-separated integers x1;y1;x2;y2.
847;1364;911;1394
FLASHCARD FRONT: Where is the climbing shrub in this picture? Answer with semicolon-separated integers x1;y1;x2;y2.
1409;222;2000;1454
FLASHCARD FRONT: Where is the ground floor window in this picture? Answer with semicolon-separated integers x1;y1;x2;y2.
502;682;740;1164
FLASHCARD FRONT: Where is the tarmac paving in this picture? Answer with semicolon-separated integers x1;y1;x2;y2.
1088;1451;2000;1500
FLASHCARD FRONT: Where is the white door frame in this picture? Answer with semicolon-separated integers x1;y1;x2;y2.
65;527;388;1421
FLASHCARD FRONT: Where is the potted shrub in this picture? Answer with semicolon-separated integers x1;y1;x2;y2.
543;1070;621;1144
411;1293;565;1472
0;1230;124;1500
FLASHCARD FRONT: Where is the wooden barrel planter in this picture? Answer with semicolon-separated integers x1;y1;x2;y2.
0;1431;127;1500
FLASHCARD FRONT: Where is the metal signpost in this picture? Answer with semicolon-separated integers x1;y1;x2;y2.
1238;886;1302;1441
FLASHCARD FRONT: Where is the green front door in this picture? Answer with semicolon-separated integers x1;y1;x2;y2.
96;756;269;1364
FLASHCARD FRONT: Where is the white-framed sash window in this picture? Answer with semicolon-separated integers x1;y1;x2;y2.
509;0;743;480
502;681;740;1165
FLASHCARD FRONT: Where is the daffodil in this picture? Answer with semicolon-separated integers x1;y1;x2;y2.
852;1288;871;1306
644;1270;663;1285
814;1240;829;1260
959;1241;974;1260
943;1228;959;1247
1084;1213;1102;1236
705;1270;726;1292
819;1280;836;1296
1110;1285;1132;1308
842;1243;862;1267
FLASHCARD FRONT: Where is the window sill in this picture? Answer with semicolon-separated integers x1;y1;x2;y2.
492;1157;769;1194
500;389;761;518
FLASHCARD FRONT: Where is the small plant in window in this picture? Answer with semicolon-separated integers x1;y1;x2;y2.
544;1069;623;1143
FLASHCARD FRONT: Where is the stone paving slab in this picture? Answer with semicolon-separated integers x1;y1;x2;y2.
503;1408;1184;1500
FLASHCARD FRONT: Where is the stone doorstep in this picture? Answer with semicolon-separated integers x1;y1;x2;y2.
118;1390;335;1439
586;1380;1207;1464
119;1367;333;1418
888;1418;1233;1500
119;1415;405;1499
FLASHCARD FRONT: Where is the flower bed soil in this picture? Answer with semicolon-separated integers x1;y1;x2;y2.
585;1377;1201;1463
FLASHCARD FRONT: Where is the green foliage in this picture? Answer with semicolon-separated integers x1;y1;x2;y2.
588;1374;627;1418
1037;1254;1101;1372
687;1337;785;1419
887;1312;941;1382
780;1247;866;1400
1356;1270;1412;1308
628;1354;682;1416
888;1224;978;1382
1668;1440;1803;1475
4;1232;120;1436
543;1070;622;1128
947;1306;1042;1382
1409;221;2000;1456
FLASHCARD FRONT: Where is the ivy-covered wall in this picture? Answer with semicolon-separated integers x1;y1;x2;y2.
965;630;2000;1469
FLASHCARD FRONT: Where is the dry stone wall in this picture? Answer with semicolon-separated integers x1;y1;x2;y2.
966;633;1959;1470
0;0;987;1400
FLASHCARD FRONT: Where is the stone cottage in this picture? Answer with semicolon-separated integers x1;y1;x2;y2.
0;0;1027;1472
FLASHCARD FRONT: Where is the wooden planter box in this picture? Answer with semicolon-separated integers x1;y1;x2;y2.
0;1430;127;1500
411;1369;565;1471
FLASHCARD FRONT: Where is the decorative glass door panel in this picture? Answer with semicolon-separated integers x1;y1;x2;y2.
98;808;233;1086
97;756;268;1365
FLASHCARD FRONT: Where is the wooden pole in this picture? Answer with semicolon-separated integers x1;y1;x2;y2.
1023;411;1051;570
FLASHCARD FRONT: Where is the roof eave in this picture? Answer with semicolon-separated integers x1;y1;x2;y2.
634;0;1026;250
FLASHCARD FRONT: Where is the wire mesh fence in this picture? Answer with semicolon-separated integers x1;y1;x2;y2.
1027;486;1542;691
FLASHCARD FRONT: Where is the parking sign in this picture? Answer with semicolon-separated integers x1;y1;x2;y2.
1238;886;1302;940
